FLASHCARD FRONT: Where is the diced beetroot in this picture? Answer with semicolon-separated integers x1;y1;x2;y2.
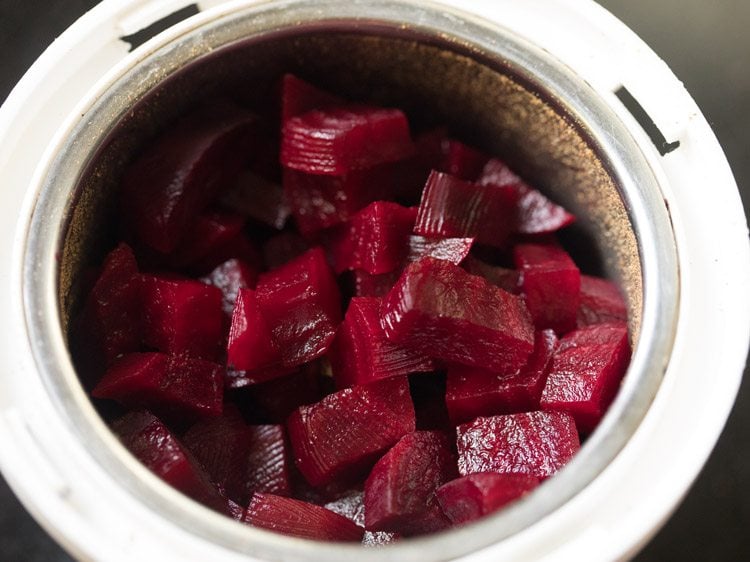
445;330;557;424
456;411;580;479
261;231;310;270
281;74;343;123
328;297;434;389
163;211;246;268
282;165;394;235
183;407;292;504
201;258;258;318
221;171;290;230
328;202;416;275
280;106;414;176
406;235;474;265
436;473;540;524
92;352;223;422
243;492;364;541
409;372;451;431
112;410;227;513
414;171;517;247
478;159;575;235
513;243;580;334
463;255;520;294
364;431;455;535
121;102;257;253
540;322;631;433
287;376;415;486
438;139;490;181
140;274;223;361
351;269;401;298
75;243;142;369
381;258;535;373
577;274;628;327
227;248;341;374
323;490;399;546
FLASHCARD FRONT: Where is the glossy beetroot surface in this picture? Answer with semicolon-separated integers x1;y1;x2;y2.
74;74;632;542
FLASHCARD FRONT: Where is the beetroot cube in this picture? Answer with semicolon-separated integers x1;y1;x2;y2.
164;211;246;268
436;473;540;524
540;322;631;433
281;74;343;123
577;274;628;327
280;106;414;176
463;255;520;294
438;139;489;181
201;258;258;317
220;171;290;230
414;171;517;247
226;287;281;375
243;492;364;541
112;410;227;513
92;352;223;422
406;235;474;265
243;425;293;500
328;297;434;389
261;231;310;270
476;157;521;187
513;243;580;334
364;431;455;535
121;102;257;253
140;274;223;361
381;258;535;373
323;491;398;546
456;411;580;479
287;376;415;486
283;165;393;235
445;329;558;424
328;202;416;274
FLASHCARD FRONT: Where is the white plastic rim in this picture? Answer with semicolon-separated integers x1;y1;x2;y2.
0;1;747;561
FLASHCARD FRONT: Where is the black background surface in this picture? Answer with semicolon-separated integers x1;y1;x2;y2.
0;1;747;560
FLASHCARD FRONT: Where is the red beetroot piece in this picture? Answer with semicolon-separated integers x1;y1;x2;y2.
577;274;628;327
438;139;490;181
381;257;535;373
243;492;364;542
92;352;223;422
540;322;631;433
445;329;558;424
328;202;416;275
324;491;398;546
463;255;520;294
201;258;258;318
414;171;517;248
112;410;227;513
121;102;257;253
406;234;474;265
282;165;394;235
287;376;415;486
183;407;292;504
75;243;142;370
280;106;414;176
220;171;290;230
513;243;580;334
261;231;310;270
140;274;223;361
478;159;575;235
364;431;456;535
161;211;246;269
436;473;540;524
328;296;434;389
227;247;341;375
456;411;580;479
281;74;343;123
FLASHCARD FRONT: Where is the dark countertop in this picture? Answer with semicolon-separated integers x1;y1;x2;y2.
0;1;747;560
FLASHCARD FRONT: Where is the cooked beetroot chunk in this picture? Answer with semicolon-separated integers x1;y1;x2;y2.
201;258;257;317
281;74;343;123
226;288;280;374
457;411;580;479
280;106;413;175
163;211;246;268
381;258;534;373
513;243;580;334
140;274;223;361
92;353;223;422
406;234;474;265
436;473;539;524
324;491;399;546
364;431;455;535
414;171;516;247
287;376;415;486
221;171;290;230
577;274;628;327
121;102;256;253
329;202;416;274
541;322;631;433
438;139;489;181
328;297;434;388
112;410;227;513
243;493;364;541
445;329;558;424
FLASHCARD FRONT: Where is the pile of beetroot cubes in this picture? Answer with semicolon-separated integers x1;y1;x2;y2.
72;74;631;543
